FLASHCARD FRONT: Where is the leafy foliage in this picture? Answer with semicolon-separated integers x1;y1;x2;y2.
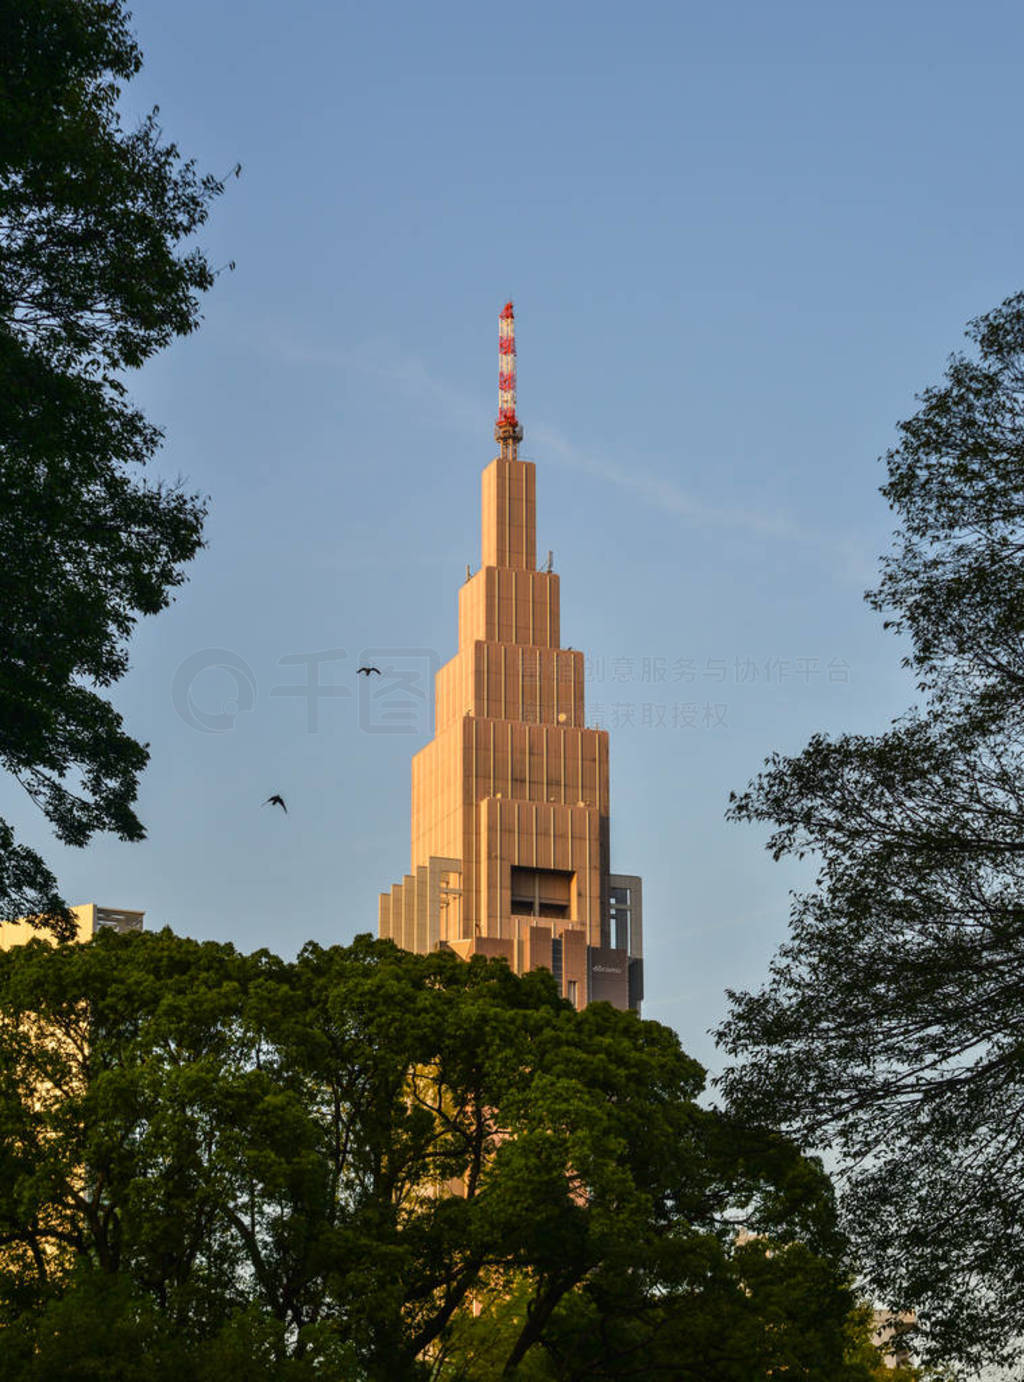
718;293;1024;1374
0;930;869;1379
842;1305;942;1382
0;0;228;933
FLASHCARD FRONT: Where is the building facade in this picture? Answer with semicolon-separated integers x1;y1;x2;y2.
378;305;643;1012
0;903;144;951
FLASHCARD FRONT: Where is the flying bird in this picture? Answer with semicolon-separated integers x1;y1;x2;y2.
263;794;287;812
357;666;382;676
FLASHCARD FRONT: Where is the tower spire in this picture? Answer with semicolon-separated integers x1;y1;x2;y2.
495;300;524;459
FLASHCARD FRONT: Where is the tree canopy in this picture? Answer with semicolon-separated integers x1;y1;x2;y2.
0;0;228;934
717;292;1024;1374
0;929;884;1380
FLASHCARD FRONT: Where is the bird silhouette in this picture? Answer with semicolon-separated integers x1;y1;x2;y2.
357;666;382;676
263;794;287;812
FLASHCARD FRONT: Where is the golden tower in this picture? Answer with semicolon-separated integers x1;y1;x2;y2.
378;304;642;1011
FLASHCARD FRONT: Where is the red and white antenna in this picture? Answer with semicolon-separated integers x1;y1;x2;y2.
495;300;523;456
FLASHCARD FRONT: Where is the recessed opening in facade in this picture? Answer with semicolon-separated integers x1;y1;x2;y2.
609;884;631;951
510;867;573;920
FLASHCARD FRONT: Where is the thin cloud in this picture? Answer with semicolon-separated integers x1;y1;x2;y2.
530;421;801;541
272;334;878;580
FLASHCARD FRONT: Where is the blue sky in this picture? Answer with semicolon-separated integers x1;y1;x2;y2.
5;0;1024;1076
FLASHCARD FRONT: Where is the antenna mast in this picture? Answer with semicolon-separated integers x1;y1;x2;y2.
495;300;524;459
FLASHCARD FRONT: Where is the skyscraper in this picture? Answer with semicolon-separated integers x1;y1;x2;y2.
378;304;642;1012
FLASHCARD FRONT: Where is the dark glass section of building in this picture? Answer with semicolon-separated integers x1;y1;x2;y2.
628;957;644;1010
551;936;563;990
588;944;630;1008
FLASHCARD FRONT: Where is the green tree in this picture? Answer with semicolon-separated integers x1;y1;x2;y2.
718;292;1024;1374
842;1304;943;1382
0;0;230;935
0;928;867;1380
